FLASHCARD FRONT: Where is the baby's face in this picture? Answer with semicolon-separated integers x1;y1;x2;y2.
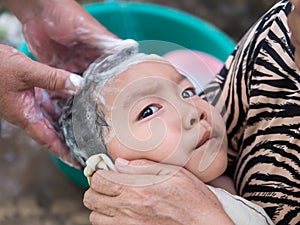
101;61;227;182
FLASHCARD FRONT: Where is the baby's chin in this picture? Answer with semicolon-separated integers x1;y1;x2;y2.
190;165;226;183
186;150;228;183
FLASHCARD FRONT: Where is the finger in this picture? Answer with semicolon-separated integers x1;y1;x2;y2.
24;115;66;155
75;12;120;46
84;189;118;217
78;33;137;55
91;168;169;188
21;56;84;94
23;115;80;167
35;88;62;119
90;170;123;195
0;46;83;95
89;211;115;225
102;38;138;55
89;212;135;225
115;158;180;176
48;91;69;100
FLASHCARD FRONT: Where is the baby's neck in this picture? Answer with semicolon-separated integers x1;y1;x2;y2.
207;175;236;195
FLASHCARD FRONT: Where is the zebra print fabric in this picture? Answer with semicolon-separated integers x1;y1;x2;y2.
202;0;300;224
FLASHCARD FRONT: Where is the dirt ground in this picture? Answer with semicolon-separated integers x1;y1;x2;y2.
0;0;278;224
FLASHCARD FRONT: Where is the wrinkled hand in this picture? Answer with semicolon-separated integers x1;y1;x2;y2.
288;0;300;69
83;158;234;225
0;44;83;166
21;0;122;73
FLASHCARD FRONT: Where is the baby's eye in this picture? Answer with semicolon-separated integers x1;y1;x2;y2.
182;88;196;99
139;105;160;120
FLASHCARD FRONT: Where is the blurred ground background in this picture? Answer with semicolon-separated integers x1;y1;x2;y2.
0;0;277;224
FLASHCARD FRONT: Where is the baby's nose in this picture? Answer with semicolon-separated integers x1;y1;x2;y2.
183;106;207;129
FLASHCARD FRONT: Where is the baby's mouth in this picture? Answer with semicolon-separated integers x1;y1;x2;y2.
195;130;211;150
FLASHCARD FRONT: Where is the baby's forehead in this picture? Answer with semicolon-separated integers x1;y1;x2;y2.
109;59;190;86
87;51;197;100
120;58;176;75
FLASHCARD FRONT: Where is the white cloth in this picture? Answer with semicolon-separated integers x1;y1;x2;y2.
83;153;116;184
84;154;274;225
207;185;274;225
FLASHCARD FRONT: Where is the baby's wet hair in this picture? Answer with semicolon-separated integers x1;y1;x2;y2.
59;41;167;166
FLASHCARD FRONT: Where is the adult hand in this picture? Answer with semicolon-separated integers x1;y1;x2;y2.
288;0;300;69
1;0;129;167
83;159;234;225
4;0;123;74
0;44;83;166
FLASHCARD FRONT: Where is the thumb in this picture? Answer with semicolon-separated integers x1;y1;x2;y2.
115;158;180;176
23;58;84;94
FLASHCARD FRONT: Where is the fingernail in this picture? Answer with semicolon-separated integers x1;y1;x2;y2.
115;158;129;167
65;73;84;95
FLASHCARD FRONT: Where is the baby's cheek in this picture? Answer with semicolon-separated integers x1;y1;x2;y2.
132;126;153;140
106;137;130;160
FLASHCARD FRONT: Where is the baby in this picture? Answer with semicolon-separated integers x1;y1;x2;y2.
60;41;273;225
